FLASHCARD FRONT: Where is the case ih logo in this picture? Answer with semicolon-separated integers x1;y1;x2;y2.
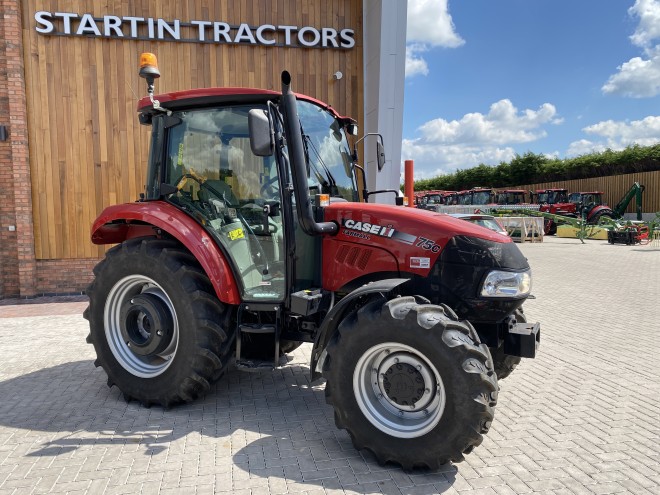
342;219;395;238
341;219;417;245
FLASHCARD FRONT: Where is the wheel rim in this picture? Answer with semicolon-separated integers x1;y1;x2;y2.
104;275;179;378
353;342;446;438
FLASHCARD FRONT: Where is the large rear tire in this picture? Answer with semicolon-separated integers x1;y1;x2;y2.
543;219;557;236
84;238;235;407
589;209;614;226
323;296;497;470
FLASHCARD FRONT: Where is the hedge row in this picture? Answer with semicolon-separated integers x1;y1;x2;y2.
413;144;660;191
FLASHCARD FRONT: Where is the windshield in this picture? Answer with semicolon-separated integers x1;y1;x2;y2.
497;192;525;204
472;218;506;233
539;191;567;203
472;191;493;204
297;100;357;201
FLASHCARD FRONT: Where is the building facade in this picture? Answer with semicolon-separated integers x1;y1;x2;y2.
0;0;406;298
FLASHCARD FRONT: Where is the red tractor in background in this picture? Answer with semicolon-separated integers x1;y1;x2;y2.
567;191;616;224
455;187;497;205
532;188;576;235
415;190;456;210
496;189;530;205
84;54;540;470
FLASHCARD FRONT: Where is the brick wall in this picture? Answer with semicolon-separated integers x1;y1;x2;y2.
0;0;23;297
0;0;100;300
35;259;97;296
0;0;79;299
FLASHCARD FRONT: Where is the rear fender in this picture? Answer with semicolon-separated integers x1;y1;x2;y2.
91;201;241;305
310;278;409;382
587;205;614;222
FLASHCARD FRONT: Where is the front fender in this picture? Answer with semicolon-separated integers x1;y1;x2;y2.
91;201;241;305
310;278;409;382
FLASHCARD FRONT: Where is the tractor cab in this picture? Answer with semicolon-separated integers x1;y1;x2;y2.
569;192;604;207
496;190;528;205
154;99;358;301
535;188;569;205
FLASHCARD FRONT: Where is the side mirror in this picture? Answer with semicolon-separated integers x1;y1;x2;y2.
377;141;386;171
248;109;274;157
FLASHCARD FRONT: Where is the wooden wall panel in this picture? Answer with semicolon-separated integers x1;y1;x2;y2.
517;170;660;215
21;0;363;259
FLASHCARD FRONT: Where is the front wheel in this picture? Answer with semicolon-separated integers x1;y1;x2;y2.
85;238;235;407
323;296;498;470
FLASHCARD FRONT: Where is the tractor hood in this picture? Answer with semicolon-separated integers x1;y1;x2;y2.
322;202;531;322
322;202;527;287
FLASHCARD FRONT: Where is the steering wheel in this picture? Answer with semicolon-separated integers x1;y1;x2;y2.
174;173;234;205
260;176;279;198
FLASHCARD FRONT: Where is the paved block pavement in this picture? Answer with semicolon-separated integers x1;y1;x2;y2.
0;236;659;494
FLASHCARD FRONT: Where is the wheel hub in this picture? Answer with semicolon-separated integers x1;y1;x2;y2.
382;363;425;406
354;343;446;438
119;293;173;357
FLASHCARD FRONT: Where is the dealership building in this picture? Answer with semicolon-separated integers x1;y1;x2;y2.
0;0;407;298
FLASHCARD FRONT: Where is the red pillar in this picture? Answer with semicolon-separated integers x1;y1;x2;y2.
404;160;414;207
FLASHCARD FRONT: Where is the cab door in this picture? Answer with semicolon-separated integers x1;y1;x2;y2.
162;105;287;302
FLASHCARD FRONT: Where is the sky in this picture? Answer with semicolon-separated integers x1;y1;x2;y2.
403;0;660;180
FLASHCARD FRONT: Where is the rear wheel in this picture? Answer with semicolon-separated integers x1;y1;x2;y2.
589;209;614;225
543;219;556;236
323;296;497;470
84;238;235;407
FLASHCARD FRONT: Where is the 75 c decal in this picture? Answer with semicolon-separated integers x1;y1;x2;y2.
416;236;441;253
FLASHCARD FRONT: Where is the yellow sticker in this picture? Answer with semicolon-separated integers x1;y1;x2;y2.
177;143;184;166
228;228;244;241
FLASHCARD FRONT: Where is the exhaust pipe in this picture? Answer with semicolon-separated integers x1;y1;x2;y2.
280;71;338;236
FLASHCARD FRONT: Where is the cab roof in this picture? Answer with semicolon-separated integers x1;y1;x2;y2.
137;87;353;122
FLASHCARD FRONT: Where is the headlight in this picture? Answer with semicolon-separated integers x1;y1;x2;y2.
480;270;532;298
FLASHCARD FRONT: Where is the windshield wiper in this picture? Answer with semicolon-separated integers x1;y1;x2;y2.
302;133;337;191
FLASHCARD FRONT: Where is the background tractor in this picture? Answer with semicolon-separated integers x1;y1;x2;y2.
84;54;540;470
532;188;576;235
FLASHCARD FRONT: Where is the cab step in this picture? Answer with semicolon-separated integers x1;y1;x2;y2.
235;303;282;371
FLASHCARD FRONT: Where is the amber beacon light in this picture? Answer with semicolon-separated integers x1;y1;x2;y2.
139;52;160;80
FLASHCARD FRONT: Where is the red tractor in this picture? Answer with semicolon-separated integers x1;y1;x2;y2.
567;191;615;224
415;190;455;210
496;189;529;205
455;187;497;205
533;188;576;235
84;54;540;470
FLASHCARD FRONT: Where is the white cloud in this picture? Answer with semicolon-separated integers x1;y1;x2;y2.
629;0;660;48
602;50;660;97
418;100;559;145
566;139;608;157
402;140;516;179
402;99;560;176
406;45;429;77
405;0;464;78
407;0;465;47
566;115;660;155
603;0;660;97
